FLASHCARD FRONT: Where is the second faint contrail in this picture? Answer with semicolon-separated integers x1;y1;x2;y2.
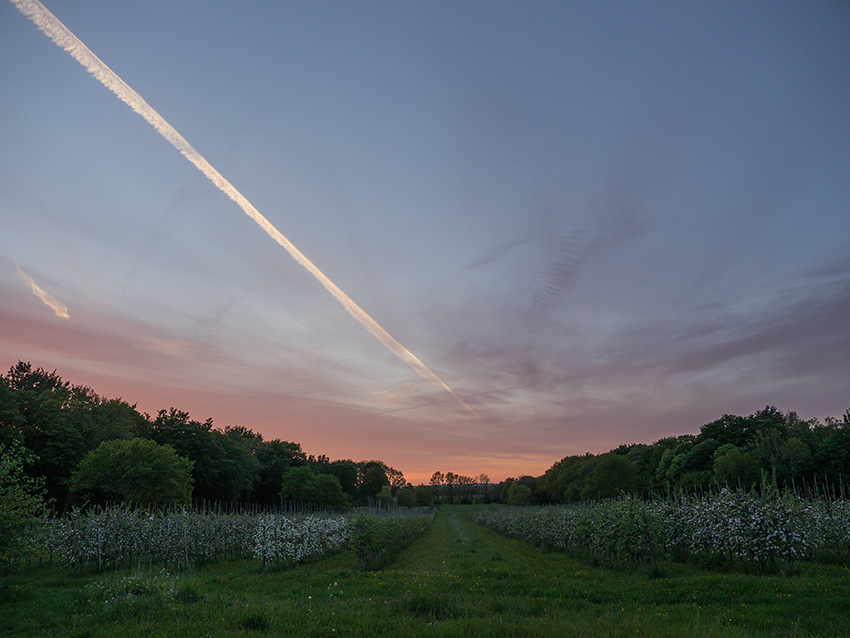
12;0;478;417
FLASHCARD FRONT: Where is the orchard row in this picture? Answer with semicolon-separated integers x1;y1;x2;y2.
472;487;850;571
35;505;432;572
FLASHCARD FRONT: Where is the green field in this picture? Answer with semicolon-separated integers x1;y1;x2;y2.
2;507;849;637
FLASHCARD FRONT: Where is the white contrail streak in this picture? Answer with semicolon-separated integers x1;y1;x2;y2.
12;0;478;417
15;262;69;318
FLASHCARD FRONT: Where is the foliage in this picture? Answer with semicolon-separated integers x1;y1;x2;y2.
713;445;761;489
35;502;429;575
0;442;45;565
540;405;850;502
349;510;432;568
580;453;638;499
361;465;389;499
1;362;146;513
70;438;194;506
40;504;253;571
40;504;356;572
413;484;434;506
473;485;850;572
506;483;532;506
396;486;416;508
279;467;348;510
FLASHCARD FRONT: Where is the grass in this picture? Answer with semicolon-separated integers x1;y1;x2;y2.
2;506;850;637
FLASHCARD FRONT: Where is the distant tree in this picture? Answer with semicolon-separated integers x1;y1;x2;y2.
654;449;675;490
775;437;812;483
218;426;261;500
813;430;850;483
497;477;515;504
0;374;24;448
506;483;532;506
307;473;348;509
137;408;221;500
3;362;83;512
376;484;394;505
713;445;760;490
429;471;444;503
396;486;416;508
253;439;306;504
308;454;332;474
279;466;316;504
475;473;493;503
327;460;359;499
443;471;458;504
581;453;637;499
64;385;145;450
362;465;389;500
414;484;433;506
139;409;259;501
385;466;407;491
279;466;347;509
699;414;751;447
71;438;194;506
666;438;720;486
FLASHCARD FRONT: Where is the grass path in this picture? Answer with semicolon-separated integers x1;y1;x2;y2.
2;507;850;637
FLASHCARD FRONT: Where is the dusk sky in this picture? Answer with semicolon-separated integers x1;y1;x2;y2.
2;0;849;484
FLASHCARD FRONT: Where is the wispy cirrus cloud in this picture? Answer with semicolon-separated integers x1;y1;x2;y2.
15;262;68;318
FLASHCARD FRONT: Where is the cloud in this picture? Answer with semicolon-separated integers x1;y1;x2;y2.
464;238;527;270
14;262;69;318
12;0;476;417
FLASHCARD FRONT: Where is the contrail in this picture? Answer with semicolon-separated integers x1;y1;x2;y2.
12;0;478;418
15;262;69;318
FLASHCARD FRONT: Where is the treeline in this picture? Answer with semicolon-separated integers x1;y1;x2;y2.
426;471;494;504
0;361;407;512
494;406;850;505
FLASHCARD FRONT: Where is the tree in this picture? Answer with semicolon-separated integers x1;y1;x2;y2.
385;466;407;491
279;466;317;503
279;467;347;509
3;362;83;511
253;439;306;504
414;484;433;506
506;483;532;506
396;486;416;508
71;438;194;506
775;437;812;484
429;471;445;503
139;409;256;501
307;474;348;510
361;465;389;500
443;471;458;504
327;460;359;499
581;453;637;499
218;426;261;500
713;445;760;489
1;442;45;564
376;484;394;505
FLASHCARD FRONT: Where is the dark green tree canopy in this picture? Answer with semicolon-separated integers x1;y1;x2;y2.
71;438;194;506
279;466;347;509
581;453;638;499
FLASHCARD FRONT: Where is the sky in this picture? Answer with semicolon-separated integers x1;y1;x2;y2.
2;0;849;484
